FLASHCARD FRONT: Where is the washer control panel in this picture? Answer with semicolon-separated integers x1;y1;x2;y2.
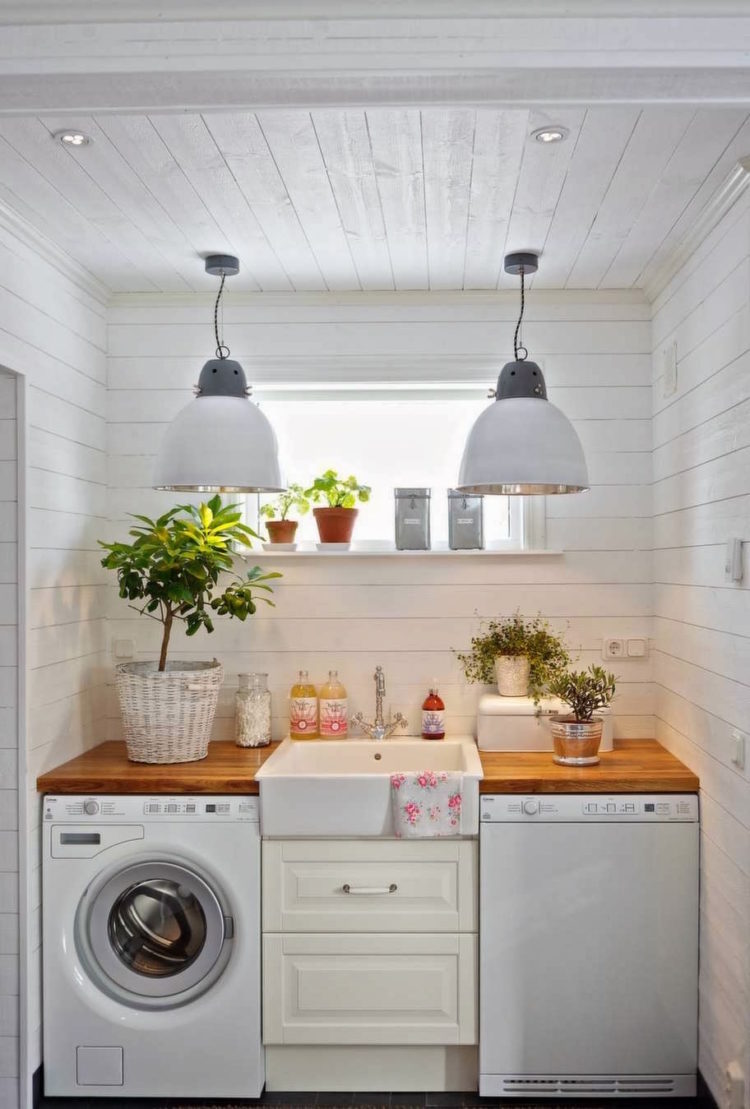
43;794;260;823
480;794;699;822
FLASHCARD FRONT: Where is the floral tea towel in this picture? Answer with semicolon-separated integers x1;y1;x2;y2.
390;771;464;837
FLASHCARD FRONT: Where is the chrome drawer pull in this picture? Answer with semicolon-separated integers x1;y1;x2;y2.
341;883;397;895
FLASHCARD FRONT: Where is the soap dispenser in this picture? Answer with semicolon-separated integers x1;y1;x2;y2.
421;682;445;740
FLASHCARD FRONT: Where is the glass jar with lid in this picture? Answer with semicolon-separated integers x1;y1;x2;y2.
235;673;272;747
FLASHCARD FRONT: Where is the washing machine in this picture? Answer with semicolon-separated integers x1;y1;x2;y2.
42;793;264;1099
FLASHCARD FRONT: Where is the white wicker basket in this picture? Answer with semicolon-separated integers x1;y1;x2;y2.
115;659;224;764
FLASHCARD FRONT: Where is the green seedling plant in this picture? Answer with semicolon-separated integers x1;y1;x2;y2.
259;484;311;521
305;469;371;509
100;496;281;672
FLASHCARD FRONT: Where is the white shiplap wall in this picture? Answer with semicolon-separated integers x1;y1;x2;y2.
0;372;18;1109
0;221;108;1107
651;190;750;1109
105;292;654;742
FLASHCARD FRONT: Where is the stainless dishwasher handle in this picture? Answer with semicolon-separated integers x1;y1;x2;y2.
341;883;397;895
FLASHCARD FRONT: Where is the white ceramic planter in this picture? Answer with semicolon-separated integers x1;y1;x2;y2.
495;655;531;697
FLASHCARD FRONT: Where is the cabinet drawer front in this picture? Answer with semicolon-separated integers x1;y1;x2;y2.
263;840;477;932
263;933;477;1046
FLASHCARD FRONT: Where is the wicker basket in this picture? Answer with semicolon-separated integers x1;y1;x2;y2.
115;659;224;764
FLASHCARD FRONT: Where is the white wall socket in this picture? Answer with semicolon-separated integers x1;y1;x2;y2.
724;1060;745;1109
602;638;626;660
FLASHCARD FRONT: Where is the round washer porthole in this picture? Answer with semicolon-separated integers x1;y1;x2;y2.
80;860;230;1007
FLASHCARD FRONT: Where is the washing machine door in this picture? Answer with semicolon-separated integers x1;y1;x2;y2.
84;860;229;1002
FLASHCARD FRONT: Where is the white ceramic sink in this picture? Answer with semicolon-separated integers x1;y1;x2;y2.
256;735;483;837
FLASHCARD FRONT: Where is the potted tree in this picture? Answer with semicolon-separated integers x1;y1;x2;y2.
458;612;570;701
100;497;280;764
305;469;371;545
547;665;617;766
259;483;310;547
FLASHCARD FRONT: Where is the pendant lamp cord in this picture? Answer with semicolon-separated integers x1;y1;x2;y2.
213;272;230;359
513;266;528;361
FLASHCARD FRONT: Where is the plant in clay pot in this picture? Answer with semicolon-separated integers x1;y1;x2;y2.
305;469;371;544
546;664;616;766
100;496;280;764
259;484;310;545
457;611;570;703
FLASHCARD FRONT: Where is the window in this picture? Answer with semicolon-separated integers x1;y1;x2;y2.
249;387;531;549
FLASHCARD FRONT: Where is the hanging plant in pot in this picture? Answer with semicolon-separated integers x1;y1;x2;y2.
259;484;310;546
100;497;280;765
457;612;570;702
305;469;371;546
546;665;617;766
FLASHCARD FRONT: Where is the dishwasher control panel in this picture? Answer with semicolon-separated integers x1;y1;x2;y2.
480;793;699;822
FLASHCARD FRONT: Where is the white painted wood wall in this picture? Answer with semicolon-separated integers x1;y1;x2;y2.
0;222;108;1107
0;371;18;1109
651;191;750;1109
106;291;654;742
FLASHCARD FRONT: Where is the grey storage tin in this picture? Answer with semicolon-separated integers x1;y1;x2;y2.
394;488;431;550
448;489;484;549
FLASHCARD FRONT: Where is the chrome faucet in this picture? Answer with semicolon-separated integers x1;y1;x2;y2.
351;666;408;741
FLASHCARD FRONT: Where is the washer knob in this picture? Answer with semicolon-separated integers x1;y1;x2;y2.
522;799;539;815
83;799;99;816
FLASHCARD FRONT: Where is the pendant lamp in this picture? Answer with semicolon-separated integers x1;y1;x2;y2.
457;253;588;495
153;255;284;493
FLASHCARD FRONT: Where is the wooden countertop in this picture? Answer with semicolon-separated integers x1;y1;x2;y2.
37;738;698;796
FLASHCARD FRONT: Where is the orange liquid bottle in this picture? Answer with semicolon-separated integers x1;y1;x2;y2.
421;684;445;740
289;670;318;739
319;670;348;739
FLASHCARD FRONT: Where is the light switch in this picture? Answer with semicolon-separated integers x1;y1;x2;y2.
731;730;746;771
113;639;135;659
627;638;648;658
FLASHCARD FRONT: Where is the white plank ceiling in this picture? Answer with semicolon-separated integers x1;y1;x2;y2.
0;106;748;294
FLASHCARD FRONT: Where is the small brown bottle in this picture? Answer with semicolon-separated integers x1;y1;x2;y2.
421;683;445;740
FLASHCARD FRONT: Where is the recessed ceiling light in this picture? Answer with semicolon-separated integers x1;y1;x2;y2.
53;129;91;148
532;126;568;144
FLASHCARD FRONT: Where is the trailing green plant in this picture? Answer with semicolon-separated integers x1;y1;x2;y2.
457;612;570;705
547;665;616;722
99;496;281;672
305;469;371;509
259;484;310;521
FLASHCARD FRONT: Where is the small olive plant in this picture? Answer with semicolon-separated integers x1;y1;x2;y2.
259;484;310;522
457;612;570;705
99;497;281;672
305;469;371;509
548;665;617;722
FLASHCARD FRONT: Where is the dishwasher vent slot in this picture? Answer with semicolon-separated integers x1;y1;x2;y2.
500;1075;677;1097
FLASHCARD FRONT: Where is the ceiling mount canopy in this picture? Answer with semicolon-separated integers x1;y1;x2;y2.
153;254;284;494
456;251;589;497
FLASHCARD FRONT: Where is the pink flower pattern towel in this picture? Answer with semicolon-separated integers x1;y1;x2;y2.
390;771;464;837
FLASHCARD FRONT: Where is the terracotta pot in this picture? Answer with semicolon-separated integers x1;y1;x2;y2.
495;655;531;697
313;507;358;544
549;714;604;766
266;519;298;544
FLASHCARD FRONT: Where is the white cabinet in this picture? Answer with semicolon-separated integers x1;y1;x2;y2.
263;932;477;1045
262;838;478;1048
263;839;477;933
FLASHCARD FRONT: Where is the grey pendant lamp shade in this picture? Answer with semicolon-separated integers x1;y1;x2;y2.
457;253;589;495
153;255;284;493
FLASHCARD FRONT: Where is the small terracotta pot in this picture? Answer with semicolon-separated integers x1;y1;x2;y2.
313;507;358;544
266;519;298;544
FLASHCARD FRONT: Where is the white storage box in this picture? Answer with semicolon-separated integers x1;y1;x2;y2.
476;695;614;752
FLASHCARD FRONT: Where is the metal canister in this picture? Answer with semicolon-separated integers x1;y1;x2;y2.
448;489;484;549
394;488;431;550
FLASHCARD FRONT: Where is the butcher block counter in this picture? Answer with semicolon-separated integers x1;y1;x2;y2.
37;738;698;795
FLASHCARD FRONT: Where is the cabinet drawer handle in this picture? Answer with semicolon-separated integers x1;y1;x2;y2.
341;883;397;895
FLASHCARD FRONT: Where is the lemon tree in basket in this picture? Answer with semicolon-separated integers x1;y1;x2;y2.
100;496;280;763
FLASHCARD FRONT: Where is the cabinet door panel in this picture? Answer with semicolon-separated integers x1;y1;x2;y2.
263;932;477;1046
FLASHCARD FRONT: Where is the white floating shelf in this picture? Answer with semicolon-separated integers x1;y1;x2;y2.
239;546;562;559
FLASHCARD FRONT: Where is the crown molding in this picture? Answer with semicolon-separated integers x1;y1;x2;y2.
644;157;750;302
0;196;110;306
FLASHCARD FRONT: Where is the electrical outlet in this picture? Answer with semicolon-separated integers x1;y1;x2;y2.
724;1060;745;1109
731;729;746;771
112;638;135;660
602;638;626;660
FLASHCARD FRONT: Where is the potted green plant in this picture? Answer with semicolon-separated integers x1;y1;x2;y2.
546;665;617;766
100;497;280;765
457;612;570;701
305;469;371;545
259;483;310;546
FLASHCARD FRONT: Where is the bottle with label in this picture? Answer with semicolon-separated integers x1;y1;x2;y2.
318;670;348;738
289;670;318;739
421;683;446;740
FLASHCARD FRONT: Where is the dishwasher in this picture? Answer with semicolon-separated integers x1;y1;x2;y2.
479;793;699;1099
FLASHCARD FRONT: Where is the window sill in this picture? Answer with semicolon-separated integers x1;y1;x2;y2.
238;545;562;559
